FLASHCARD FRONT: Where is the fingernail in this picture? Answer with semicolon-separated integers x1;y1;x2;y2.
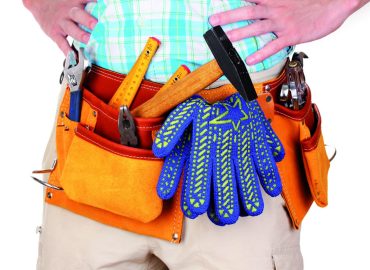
209;16;219;25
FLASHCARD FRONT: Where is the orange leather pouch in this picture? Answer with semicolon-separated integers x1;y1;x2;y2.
271;88;330;228
300;104;330;207
51;86;165;223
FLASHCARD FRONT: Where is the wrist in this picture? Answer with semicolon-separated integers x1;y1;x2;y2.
325;0;361;24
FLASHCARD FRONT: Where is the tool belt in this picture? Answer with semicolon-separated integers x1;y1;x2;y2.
33;64;330;243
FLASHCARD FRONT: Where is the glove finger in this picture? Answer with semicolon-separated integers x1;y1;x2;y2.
211;126;240;225
252;128;283;197
153;96;203;157
250;100;285;162
156;128;191;200
207;180;227;226
235;126;264;216
181;160;199;219
186;104;213;214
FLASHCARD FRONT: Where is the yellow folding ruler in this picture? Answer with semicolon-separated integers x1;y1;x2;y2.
157;65;191;95
109;37;161;109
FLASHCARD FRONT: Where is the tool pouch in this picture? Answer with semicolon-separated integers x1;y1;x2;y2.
51;86;164;223
271;87;330;228
299;104;330;207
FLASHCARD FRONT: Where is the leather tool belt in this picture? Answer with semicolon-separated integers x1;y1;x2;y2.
34;64;330;243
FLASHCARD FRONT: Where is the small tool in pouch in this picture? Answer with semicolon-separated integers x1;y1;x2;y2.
118;106;138;147
64;49;86;121
109;37;161;109
280;52;308;110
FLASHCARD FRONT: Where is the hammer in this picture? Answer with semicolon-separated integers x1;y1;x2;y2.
132;26;257;118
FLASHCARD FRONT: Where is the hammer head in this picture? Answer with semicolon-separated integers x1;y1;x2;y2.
204;26;257;102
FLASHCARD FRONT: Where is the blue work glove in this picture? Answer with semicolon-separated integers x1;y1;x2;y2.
153;93;285;225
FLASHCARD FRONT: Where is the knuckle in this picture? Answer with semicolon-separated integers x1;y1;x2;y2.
68;6;80;18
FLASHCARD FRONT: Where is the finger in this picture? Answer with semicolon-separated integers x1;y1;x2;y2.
235;128;264;216
54;34;72;56
226;20;272;42
181;161;200;219
250;100;285;162
209;5;265;26
156;130;191;200
246;37;288;65
252;121;282;197
211;131;240;224
69;7;98;31
153;97;202;157
186;104;213;214
207;181;226;226
60;19;91;44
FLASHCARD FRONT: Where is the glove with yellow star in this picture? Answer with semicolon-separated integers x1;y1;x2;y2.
153;93;285;225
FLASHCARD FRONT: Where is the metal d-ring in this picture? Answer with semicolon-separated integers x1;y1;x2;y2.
325;144;337;162
31;159;63;190
31;176;64;190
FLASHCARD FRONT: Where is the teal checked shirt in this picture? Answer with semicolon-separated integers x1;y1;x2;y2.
75;0;293;83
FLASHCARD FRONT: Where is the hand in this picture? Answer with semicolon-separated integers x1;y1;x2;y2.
23;0;97;56
209;0;365;65
153;94;284;225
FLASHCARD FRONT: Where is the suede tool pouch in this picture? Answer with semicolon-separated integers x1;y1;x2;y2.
55;87;164;223
300;104;330;207
60;124;164;223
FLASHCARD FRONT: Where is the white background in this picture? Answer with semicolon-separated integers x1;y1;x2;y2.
0;1;369;269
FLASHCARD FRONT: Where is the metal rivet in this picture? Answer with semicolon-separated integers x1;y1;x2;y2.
47;192;53;199
289;61;298;68
92;111;97;117
85;125;90;130
266;96;272;102
172;233;179;241
264;85;271;91
268;118;272;123
60;111;65;118
64;126;69;131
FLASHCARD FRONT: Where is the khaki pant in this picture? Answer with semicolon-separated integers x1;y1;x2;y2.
36;59;303;270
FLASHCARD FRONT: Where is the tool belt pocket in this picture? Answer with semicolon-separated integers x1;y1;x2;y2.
300;104;330;207
53;86;164;223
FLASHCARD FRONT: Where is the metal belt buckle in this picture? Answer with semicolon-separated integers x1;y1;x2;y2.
280;52;308;110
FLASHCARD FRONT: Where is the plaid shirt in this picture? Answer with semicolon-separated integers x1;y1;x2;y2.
75;0;292;83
